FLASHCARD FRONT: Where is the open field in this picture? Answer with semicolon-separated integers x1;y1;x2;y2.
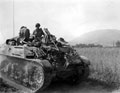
76;47;120;86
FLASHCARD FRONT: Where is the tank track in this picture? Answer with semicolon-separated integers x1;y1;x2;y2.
0;78;39;93
0;78;20;93
1;63;44;93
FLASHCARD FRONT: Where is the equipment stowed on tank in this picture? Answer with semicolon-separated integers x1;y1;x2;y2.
0;30;90;93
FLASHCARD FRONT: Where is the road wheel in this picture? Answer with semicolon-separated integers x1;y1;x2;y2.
28;64;52;93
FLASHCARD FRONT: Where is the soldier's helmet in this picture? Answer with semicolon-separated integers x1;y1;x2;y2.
35;23;40;27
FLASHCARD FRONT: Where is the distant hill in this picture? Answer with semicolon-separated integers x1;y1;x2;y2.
70;29;120;46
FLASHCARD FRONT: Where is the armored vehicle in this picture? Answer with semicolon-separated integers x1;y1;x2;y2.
0;29;90;93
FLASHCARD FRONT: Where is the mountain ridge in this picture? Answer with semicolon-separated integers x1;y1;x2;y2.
70;29;120;46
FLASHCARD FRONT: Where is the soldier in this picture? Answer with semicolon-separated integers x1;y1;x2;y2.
30;23;45;47
19;26;26;38
33;23;44;41
17;26;30;45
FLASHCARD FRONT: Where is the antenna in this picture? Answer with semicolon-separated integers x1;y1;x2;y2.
13;0;15;37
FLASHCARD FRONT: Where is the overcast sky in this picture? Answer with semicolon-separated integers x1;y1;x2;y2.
0;0;120;43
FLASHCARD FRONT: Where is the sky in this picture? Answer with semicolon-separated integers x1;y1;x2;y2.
0;0;120;43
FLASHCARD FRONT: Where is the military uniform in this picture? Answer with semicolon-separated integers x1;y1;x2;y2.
17;26;30;45
31;23;45;47
32;28;44;47
33;28;44;38
31;38;41;47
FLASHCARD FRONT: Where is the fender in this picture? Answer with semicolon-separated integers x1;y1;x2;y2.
39;60;54;75
80;56;90;66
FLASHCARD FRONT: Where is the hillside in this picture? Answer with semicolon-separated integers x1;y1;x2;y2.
70;29;120;46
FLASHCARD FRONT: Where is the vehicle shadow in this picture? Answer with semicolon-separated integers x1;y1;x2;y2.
37;79;116;93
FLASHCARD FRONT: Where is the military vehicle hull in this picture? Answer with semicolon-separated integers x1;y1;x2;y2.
0;43;90;93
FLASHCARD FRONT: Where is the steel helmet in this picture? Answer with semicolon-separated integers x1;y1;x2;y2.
35;23;40;27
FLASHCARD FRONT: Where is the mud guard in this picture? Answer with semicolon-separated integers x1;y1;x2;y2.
40;60;53;73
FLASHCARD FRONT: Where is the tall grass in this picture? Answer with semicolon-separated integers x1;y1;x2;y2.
76;47;120;87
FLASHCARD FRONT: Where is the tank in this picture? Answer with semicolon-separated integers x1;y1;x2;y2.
0;32;90;93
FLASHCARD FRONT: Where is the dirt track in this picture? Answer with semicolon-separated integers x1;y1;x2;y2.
0;79;119;93
39;79;117;93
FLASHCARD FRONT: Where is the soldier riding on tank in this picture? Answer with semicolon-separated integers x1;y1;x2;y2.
33;23;44;40
17;26;30;45
6;26;30;46
31;23;45;47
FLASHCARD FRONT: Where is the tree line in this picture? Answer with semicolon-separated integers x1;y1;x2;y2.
73;43;103;48
73;40;120;48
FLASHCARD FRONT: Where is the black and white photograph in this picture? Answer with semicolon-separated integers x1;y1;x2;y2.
1;0;120;93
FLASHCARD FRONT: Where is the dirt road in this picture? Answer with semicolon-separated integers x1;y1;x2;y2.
39;79;117;93
0;79;119;93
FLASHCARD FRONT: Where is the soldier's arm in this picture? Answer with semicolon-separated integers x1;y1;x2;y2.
33;30;36;35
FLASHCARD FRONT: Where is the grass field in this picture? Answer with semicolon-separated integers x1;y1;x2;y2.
75;47;120;86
